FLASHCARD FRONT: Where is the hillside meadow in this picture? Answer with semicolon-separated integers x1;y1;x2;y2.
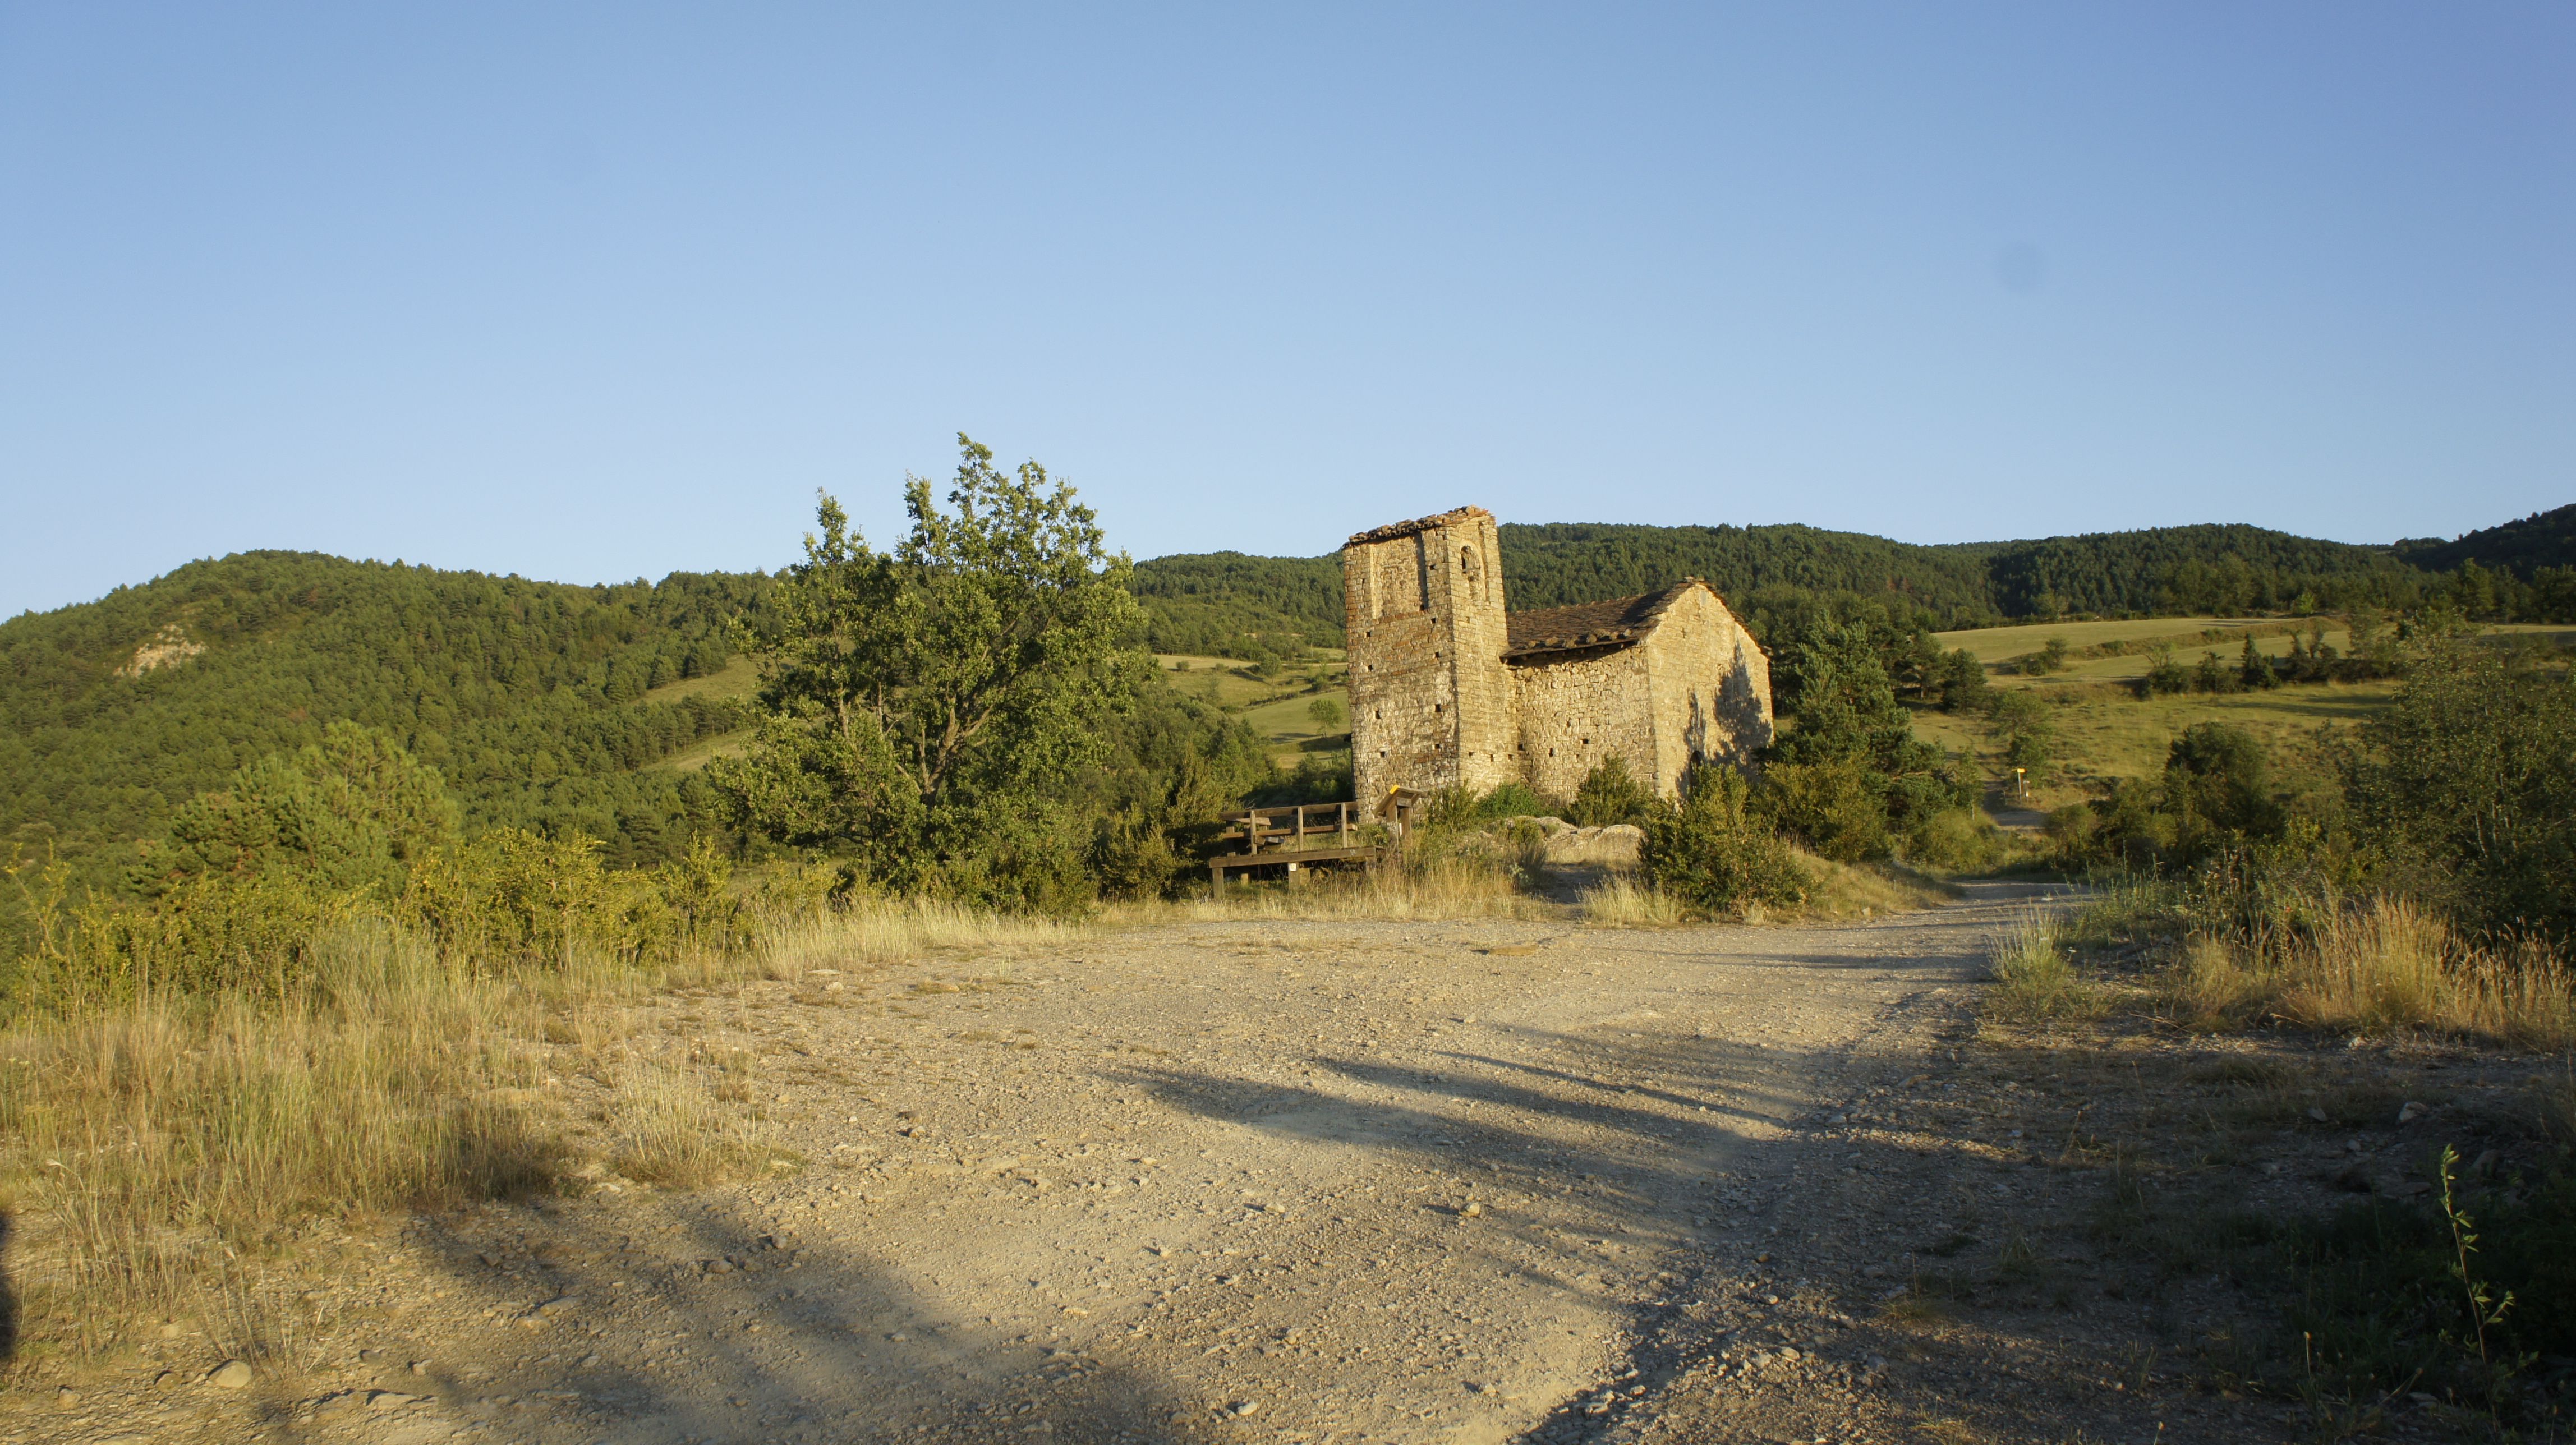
1916;619;2576;807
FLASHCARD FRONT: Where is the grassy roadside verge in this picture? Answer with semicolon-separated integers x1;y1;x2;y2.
0;899;1089;1375
1954;885;2576;1439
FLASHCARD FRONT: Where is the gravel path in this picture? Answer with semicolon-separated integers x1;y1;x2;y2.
34;880;2241;1445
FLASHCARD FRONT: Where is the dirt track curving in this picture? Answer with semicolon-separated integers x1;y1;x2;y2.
23;882;2297;1444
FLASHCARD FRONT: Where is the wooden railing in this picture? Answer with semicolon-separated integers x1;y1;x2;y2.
1204;790;1423;889
1216;802;1357;854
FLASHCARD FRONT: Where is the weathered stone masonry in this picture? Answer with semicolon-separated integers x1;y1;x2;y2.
1345;507;1774;816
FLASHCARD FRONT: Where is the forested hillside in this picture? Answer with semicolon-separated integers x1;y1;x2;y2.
1;553;762;913
1126;551;1342;659
1;542;1285;943
1129;514;2551;658
2396;503;2576;579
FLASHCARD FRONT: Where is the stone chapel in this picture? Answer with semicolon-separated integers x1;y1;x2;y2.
1342;507;1775;816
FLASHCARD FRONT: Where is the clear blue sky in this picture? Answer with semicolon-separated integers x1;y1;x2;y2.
4;3;2570;619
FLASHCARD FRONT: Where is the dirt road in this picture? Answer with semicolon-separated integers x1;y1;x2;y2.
33;882;2274;1444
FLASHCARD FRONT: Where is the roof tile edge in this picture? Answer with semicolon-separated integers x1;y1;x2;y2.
1497;578;1719;661
1342;506;1493;549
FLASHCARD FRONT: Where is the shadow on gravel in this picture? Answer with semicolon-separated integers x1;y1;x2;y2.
1093;883;2187;1445
238;890;2087;1445
1109;1021;1892;1441
360;1202;1213;1445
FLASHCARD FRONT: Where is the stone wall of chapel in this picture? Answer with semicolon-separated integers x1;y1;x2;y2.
1344;509;1515;816
1510;646;1658;800
1347;515;1777;814
1640;587;1776;791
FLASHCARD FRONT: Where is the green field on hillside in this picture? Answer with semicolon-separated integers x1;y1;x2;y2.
1157;654;1349;766
1917;623;2576;810
1937;616;2273;663
641;655;763;706
1912;679;2398;809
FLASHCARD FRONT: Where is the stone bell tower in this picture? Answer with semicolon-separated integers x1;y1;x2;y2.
1341;507;1514;817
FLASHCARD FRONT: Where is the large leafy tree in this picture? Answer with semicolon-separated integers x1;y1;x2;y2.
2342;641;2576;942
711;436;1148;906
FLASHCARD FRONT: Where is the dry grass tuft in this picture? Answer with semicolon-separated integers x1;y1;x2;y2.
1582;851;1948;928
611;1054;761;1189
0;926;596;1359
2164;934;2275;1030
2160;899;2574;1048
1578;875;1690;927
0;919;808;1365
1985;912;2106;1023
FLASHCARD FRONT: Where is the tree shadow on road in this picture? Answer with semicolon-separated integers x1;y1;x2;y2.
247;1195;1222;1445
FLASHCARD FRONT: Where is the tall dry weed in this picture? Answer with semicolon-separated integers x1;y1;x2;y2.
2164;933;2272;1030
611;1053;756;1190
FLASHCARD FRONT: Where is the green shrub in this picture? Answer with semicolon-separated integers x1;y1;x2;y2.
1984;691;2057;782
1566;755;1657;827
1934;648;1993;712
2164;722;2287;857
1640;771;1807;916
2342;639;2576;944
1906;805;2013;872
1767;756;1890;862
1423;781;1563;829
2139;642;2192;698
2042;803;2095;851
132;721;460;900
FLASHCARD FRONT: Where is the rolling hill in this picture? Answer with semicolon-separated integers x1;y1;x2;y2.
1;552;761;912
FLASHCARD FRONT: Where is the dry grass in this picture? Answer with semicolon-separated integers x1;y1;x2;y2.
751;896;1091;982
1578;875;1690;927
2160;898;2574;1048
0;925;599;1362
0;920;819;1369
1799;853;1954;920
611;1052;767;1190
1580;852;1949;928
1984;912;2107;1023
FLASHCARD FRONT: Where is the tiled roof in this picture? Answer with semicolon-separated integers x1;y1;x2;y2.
1344;506;1492;548
1502;580;1706;660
